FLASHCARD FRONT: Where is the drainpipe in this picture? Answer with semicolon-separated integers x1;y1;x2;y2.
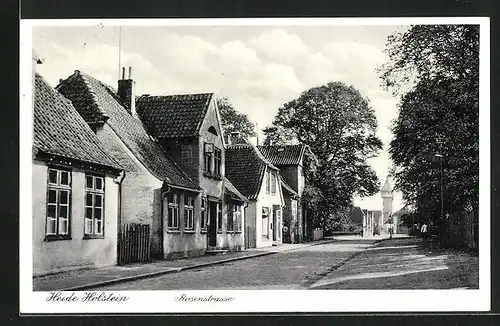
113;170;126;263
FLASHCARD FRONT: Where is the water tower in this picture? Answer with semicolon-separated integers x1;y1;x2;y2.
381;176;394;233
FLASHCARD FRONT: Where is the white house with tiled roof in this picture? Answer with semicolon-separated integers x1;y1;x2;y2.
32;59;123;276
258;144;313;243
225;137;284;249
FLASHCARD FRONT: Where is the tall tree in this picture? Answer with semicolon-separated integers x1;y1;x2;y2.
271;82;383;229
217;97;256;139
380;25;479;226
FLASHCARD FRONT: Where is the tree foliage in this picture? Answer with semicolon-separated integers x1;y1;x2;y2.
380;25;479;223
269;82;383;229
217;97;256;139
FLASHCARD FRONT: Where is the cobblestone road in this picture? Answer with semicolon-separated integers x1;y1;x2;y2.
96;239;377;290
94;237;478;290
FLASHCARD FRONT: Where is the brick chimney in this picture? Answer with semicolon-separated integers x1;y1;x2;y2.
117;66;136;117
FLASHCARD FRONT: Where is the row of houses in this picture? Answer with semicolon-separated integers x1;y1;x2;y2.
32;51;315;276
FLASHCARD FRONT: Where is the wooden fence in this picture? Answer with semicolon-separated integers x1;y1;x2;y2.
118;223;151;265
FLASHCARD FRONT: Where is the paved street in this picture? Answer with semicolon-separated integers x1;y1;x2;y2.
309;237;479;289
94;237;478;291
96;240;378;290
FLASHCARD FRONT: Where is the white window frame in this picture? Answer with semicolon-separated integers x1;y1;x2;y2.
234;205;242;232
227;203;235;232
204;142;213;174
84;174;105;237
201;197;207;231
167;193;180;229
214;147;222;177
184;196;194;230
46;168;71;238
270;172;277;195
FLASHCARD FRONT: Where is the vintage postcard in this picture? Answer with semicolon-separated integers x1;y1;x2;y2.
19;17;490;314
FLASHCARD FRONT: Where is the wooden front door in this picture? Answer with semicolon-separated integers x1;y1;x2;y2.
207;201;217;247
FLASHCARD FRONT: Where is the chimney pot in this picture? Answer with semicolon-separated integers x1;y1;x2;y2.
118;67;136;117
128;67;132;79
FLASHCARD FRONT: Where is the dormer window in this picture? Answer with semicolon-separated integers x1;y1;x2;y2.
208;126;218;136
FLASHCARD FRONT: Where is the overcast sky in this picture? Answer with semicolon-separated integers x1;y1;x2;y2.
33;24;407;212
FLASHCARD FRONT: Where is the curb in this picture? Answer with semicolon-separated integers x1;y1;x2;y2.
56;239;337;291
59;251;274;291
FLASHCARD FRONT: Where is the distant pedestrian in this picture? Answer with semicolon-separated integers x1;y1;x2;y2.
421;223;428;241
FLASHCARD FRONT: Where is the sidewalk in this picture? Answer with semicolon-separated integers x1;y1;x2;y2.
33;239;335;291
308;237;478;289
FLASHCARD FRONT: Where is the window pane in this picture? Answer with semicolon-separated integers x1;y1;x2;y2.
86;194;93;207
59;218;68;234
95;219;103;234
86;175;94;189
85;218;93;234
85;207;93;219
94;208;102;219
59;205;68;218
48;189;57;204
95;177;103;190
59;190;69;205
60;171;70;185
46;218;56;235
168;208;173;227
49;169;58;184
94;194;103;208
47;204;56;218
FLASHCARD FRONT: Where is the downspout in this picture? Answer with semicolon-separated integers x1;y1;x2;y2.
113;170;126;263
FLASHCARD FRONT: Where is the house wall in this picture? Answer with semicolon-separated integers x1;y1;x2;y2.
279;165;304;196
255;168;283;248
95;123;164;258
245;201;257;248
198;99;225;200
32;160;119;276
162;192;206;259
215;198;245;251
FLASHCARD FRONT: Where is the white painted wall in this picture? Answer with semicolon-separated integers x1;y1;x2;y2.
32;160;119;276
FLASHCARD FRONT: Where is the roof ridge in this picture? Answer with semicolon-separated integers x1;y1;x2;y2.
138;92;214;98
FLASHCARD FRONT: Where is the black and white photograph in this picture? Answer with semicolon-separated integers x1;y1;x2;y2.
19;18;489;313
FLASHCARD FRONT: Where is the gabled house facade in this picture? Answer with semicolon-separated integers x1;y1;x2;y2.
32;61;123;275
225;141;284;248
135;89;246;253
258;144;309;243
57;69;204;260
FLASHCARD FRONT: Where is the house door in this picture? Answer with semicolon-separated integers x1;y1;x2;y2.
207;201;217;247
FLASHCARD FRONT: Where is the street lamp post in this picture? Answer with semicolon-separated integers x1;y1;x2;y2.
435;138;445;244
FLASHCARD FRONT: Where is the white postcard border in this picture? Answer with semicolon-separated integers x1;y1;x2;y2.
19;17;490;314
